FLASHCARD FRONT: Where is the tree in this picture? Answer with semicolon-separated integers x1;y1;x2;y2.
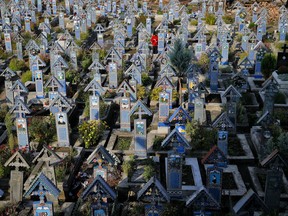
186;120;217;150
141;73;152;86
261;53;276;79
9;58;27;71
78;120;107;148
168;38;192;77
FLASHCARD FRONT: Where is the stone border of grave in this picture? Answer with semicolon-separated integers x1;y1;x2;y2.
204;164;247;196
250;126;265;159
182;158;203;192
259;91;288;108
248;77;266;92
107;129;134;154
272;71;288;93
228;134;254;160
248;166;288;198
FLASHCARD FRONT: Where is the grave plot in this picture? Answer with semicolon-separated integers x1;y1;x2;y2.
248;167;288;198
204;164;247;196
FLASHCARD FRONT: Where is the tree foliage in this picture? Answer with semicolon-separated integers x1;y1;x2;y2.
261;53;276;79
186;120;217;150
66;69;81;83
141;73;152;86
168;38;192;77
9;58;27;71
78;120;107;148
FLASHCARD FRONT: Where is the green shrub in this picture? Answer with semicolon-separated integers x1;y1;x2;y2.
9;58;27;71
222;15;234;24
261;53;276;79
190;19;198;26
78;120;107;148
157;10;163;15
205;14;216;25
248;22;257;29
21;70;32;83
142;73;152;86
150;87;163;101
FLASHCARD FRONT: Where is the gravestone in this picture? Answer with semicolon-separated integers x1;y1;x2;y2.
10;98;31;151
84;78;105;120
35;70;44;98
209;48;222;92
262;79;278;115
59;12;65;29
49;93;73;147
4;32;12;52
129;100;152;158
194;97;205;124
277;44;288;69
137;177;170;216
0;67;16;104
238;57;253;90
120;97;131;131
206;165;223;204
168;106;192;135
4;151;30;203
158;91;170;134
221;85;241;132
253;42;268;78
261;150;287;211
212;111;235;157
80;175;116;216
23;173;60;216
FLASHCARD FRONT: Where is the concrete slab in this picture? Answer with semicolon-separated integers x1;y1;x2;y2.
204;164;247;196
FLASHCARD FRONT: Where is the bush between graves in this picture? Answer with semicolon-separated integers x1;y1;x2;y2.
261;53;277;79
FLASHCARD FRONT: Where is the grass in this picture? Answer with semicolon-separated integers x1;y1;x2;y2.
114;137;132;150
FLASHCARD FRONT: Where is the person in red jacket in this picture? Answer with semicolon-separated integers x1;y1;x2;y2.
151;31;158;54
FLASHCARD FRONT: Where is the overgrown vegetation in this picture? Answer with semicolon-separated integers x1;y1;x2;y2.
261;53;276;79
186;120;217;151
78;120;107;148
28;115;57;145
